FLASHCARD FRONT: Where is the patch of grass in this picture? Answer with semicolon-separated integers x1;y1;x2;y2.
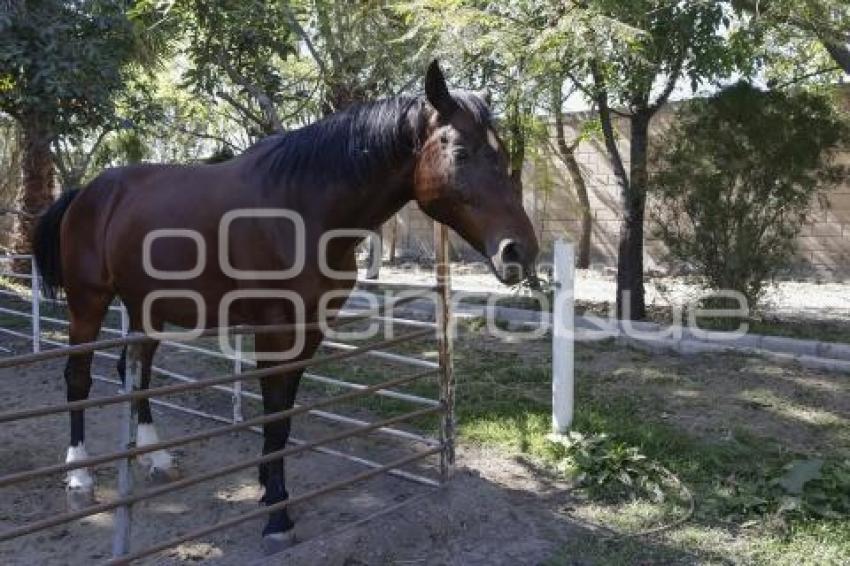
424;329;848;565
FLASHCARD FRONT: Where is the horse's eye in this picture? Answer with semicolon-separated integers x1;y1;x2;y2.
455;147;470;161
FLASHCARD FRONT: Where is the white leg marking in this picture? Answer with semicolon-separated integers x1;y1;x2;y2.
65;444;94;491
137;423;174;473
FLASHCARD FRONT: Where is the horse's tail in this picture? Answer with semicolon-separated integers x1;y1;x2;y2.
32;188;80;299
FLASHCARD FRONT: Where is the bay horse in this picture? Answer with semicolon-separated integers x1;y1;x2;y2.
32;61;538;547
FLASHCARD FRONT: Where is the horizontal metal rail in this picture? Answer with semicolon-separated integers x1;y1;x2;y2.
0;318;435;426
323;339;438;369
303;372;439;407
0;372;442;487
0;287;123;312
124;383;441;488
0;307;439;434
0;290;434;370
0;328;432;423
0;271;32;280
105;446;442;565
0;288;440;417
356;279;437;292
0;326;31;341
0;406;441;543
84;362;439;447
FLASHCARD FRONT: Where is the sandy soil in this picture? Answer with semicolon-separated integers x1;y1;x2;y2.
0;333;575;566
371;265;850;321
1;308;848;564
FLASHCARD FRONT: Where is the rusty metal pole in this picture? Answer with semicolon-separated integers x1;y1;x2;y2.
112;338;142;557
434;222;454;483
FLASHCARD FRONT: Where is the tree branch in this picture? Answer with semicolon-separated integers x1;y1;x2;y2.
216;90;267;131
822;37;850;74
281;1;329;79
648;50;685;115
590;59;630;192
219;60;283;133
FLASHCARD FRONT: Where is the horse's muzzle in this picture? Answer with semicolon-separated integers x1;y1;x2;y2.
489;238;536;286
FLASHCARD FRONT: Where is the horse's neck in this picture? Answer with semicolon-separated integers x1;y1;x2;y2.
322;152;418;234
352;171;415;231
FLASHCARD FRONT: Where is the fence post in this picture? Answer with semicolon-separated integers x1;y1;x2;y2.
120;303;129;336
434;222;454;483
30;257;40;353
232;334;243;423
112;338;142;558
552;239;575;434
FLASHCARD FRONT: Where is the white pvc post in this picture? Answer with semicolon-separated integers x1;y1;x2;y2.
552;239;575;434
120;303;129;336
232;334;243;423
30;257;40;353
112;339;141;557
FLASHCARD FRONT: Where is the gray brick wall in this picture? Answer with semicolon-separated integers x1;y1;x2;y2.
389;103;850;280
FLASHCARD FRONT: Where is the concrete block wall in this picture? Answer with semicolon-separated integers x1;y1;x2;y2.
387;99;850;279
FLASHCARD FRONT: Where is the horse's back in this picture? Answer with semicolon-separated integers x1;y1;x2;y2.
61;161;244;298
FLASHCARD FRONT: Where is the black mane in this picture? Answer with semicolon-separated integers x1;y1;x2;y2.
248;91;492;187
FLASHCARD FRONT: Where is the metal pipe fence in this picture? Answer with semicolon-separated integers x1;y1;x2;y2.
0;238;454;562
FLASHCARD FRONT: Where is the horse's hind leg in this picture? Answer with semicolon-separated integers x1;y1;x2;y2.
116;340;175;481
63;291;111;505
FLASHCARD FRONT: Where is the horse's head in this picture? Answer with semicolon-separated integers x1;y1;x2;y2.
414;61;539;285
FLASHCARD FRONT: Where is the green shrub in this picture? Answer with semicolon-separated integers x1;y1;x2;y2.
651;82;847;308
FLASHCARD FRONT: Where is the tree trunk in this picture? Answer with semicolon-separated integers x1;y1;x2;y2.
508;97;525;196
616;112;650;320
563;154;593;269
16;116;55;256
551;84;593;269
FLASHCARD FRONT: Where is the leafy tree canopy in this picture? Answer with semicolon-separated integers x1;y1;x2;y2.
0;0;165;133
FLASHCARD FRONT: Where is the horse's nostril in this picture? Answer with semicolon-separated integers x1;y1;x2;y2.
501;241;522;265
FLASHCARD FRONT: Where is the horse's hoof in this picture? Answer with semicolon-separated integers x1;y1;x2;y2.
66;488;95;511
262;530;296;555
148;466;180;484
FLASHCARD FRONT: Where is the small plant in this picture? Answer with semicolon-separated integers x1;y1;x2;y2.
548;432;667;502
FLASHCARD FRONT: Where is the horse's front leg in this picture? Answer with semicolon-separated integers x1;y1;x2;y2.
256;330;323;551
116;340;175;481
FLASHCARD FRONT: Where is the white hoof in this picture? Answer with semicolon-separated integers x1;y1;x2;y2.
65;445;94;491
137;424;176;480
262;530;296;555
66;486;95;511
65;444;95;510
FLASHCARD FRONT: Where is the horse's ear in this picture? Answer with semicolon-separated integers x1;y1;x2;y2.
425;59;458;116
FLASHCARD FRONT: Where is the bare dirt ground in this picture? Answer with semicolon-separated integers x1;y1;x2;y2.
0;333;579;566
1;314;849;565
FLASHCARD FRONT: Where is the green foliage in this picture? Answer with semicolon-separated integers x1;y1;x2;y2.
717;458;850;521
585;1;741;108
733;0;850;81
0;0;164;131
651;82;847;306
548;431;668;503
